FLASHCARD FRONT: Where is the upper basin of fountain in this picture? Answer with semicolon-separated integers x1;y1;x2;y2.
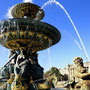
0;18;61;52
11;2;44;20
0;2;61;52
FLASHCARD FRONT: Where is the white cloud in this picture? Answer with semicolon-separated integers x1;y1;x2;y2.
23;0;33;3
6;7;13;18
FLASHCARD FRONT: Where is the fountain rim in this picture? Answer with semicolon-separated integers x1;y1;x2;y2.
0;18;61;51
0;18;61;41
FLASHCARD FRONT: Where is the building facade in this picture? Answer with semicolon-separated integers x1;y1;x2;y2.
59;62;90;81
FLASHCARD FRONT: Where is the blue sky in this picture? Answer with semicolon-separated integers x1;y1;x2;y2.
0;0;90;72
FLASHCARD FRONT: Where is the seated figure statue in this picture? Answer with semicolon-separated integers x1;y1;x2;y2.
0;50;17;90
73;57;90;90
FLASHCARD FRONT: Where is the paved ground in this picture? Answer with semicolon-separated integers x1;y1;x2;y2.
51;88;67;90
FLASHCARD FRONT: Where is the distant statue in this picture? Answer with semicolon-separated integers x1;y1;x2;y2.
73;57;90;90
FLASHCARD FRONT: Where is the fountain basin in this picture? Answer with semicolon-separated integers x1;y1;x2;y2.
11;2;44;20
0;18;61;52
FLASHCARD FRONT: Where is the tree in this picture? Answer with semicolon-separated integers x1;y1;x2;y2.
50;67;59;75
44;70;51;78
44;67;64;81
63;74;68;81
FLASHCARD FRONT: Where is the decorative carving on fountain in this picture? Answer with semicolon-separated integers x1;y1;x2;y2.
11;3;44;19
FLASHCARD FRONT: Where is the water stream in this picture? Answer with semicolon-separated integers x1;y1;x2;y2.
41;0;90;61
48;40;52;68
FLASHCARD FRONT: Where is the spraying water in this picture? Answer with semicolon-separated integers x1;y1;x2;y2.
61;30;87;59
48;48;52;68
41;0;90;61
48;41;52;68
74;39;82;50
74;39;87;59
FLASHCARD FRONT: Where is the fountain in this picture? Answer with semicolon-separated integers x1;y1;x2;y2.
0;2;61;90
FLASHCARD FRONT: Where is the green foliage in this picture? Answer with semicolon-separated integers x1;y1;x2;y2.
50;67;59;74
44;70;51;75
44;67;65;81
63;74;68;81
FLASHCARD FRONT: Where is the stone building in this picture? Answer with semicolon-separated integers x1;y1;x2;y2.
84;62;90;73
59;62;90;81
59;68;68;75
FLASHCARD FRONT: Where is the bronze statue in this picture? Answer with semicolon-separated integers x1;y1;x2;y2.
0;50;17;90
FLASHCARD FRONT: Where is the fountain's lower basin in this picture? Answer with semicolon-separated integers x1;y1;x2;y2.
0;18;61;52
